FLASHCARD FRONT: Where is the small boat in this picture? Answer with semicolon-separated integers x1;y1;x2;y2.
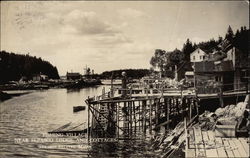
34;84;49;89
73;106;86;112
48;122;89;135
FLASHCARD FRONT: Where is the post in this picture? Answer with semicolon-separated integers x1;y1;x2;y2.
149;99;152;134
189;100;192;122
129;101;133;136
142;100;147;135
116;102;119;139
155;99;158;126
121;72;127;97
219;83;224;107
166;98;170;131
87;97;90;143
194;62;196;91
184;116;188;156
139;101;141;132
133;101;137;134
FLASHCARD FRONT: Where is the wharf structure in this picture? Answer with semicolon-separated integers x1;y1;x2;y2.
86;86;199;140
85;74;249;140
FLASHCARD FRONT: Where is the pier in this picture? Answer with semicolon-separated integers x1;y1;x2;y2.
85;86;200;140
186;125;249;158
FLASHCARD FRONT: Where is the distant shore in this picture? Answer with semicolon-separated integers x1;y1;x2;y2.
0;78;102;91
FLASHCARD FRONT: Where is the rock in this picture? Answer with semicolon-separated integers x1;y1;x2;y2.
217;117;236;125
215;107;225;117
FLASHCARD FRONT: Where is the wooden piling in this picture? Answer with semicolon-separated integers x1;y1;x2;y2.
149;99;152;134
142;100;147;134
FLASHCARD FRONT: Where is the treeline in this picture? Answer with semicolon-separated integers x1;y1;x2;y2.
100;69;151;79
150;25;249;78
0;51;59;84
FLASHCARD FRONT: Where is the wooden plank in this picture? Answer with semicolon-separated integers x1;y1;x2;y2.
188;128;197;157
214;137;228;158
223;138;235;158
186;148;196;158
228;138;241;158
193;127;206;157
202;130;210;157
234;139;248;158
186;127;196;157
238;138;249;157
205;130;218;157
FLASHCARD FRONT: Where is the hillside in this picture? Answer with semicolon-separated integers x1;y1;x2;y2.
0;51;59;84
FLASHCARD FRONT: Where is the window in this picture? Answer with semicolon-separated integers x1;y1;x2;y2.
200;56;202;60
193;56;195;60
203;56;205;60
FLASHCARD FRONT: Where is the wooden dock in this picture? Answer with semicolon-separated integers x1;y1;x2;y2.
186;126;249;158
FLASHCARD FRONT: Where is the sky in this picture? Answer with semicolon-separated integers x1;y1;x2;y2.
1;1;249;75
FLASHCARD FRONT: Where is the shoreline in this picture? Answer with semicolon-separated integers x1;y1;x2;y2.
0;91;31;102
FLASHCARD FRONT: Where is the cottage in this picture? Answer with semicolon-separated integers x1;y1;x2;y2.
190;48;207;62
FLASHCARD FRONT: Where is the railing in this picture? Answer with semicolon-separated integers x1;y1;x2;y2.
195;82;249;94
88;82;249;103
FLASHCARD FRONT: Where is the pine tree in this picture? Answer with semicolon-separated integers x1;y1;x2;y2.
225;25;234;43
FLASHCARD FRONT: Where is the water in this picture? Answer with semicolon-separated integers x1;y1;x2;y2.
0;86;157;158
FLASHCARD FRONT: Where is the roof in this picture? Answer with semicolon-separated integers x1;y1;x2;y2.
194;60;233;73
194;61;215;72
214;60;234;72
190;48;206;56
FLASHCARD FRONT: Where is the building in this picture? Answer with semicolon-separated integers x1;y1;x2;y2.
33;74;48;82
190;48;207;62
207;50;227;62
66;72;81;80
185;71;194;83
194;60;234;93
190;45;248;93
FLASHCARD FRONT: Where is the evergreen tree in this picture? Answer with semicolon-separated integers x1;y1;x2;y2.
225;25;234;43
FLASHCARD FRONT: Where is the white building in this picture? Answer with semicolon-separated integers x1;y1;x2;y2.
190;48;207;62
223;47;236;68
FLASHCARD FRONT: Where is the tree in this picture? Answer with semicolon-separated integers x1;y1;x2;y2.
225;25;234;43
150;49;168;72
182;39;196;61
169;48;184;64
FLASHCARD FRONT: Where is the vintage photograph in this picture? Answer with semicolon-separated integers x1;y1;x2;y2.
0;1;249;157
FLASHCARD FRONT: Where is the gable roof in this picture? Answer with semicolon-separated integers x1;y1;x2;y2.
190;47;206;56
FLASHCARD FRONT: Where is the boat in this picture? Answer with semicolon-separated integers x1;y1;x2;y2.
73;106;86;112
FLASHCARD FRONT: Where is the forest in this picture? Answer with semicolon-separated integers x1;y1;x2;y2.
150;26;249;78
0;51;59;84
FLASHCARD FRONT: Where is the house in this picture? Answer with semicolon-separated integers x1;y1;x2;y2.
33;74;48;82
193;60;235;93
223;47;249;90
66;72;81;80
190;48;207;62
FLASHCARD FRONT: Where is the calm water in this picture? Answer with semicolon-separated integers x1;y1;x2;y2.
0;86;156;158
